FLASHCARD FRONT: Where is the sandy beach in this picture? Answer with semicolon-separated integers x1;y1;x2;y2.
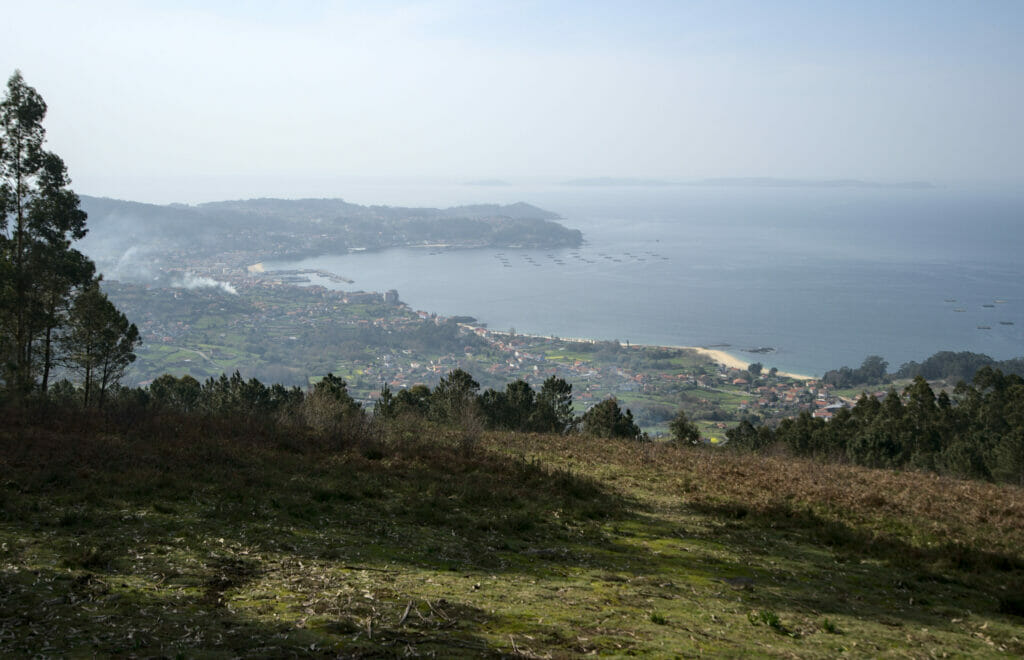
675;346;815;381
682;346;750;370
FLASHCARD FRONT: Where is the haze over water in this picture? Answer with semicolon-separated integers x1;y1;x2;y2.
268;183;1024;378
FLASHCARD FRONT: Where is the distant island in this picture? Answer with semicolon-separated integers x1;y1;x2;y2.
563;177;676;187
693;177;935;189
561;176;934;189
79;196;582;278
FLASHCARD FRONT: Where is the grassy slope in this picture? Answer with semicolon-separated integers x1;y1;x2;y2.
1;411;1023;657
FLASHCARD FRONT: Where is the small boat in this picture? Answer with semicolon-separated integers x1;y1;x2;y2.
953;308;966;312
978;325;992;330
1000;321;1014;325
995;299;1008;304
982;304;996;308
944;298;957;302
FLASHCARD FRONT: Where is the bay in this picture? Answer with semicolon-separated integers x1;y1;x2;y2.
266;183;1024;377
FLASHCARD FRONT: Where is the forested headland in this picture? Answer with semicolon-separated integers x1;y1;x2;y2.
78;193;582;276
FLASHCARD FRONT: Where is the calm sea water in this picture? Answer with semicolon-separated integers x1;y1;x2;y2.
267;184;1024;377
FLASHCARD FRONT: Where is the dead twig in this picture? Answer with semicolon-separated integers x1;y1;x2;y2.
398;600;413;626
425;599;452;623
339;565;395;573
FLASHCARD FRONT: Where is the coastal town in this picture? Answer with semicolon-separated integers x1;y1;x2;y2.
104;258;859;437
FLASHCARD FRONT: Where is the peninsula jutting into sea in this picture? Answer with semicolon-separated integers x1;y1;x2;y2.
80;195;581;272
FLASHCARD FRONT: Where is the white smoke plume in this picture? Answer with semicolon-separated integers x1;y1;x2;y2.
172;272;238;295
79;243;160;282
111;245;157;280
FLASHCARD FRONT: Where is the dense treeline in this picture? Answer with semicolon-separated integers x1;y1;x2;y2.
728;367;1024;485
896;350;1024;383
824;351;1024;389
36;366;671;447
377;369;580;436
42;370;369;440
821;355;889;388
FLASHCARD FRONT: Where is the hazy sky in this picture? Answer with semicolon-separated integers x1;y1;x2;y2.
2;0;1022;202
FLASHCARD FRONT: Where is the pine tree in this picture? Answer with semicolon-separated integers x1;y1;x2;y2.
581;397;642;439
534;375;575;433
60;282;140;407
668;409;701;445
374;382;396;420
430;369;479;425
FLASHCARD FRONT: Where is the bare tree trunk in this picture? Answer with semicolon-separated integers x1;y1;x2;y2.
12;137;30;394
41;323;53;394
98;358;110;409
